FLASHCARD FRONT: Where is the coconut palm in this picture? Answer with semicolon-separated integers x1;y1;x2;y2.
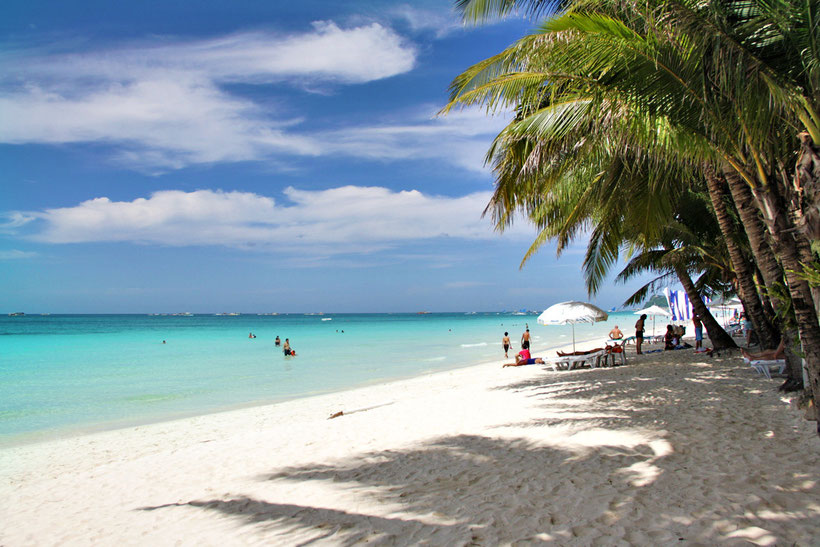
444;0;820;426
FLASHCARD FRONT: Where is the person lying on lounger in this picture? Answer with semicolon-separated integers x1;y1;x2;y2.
502;348;545;367
741;338;785;361
556;348;604;357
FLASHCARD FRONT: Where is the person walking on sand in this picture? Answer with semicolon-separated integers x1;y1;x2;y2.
635;314;647;354
692;313;703;350
502;332;511;358
521;328;531;350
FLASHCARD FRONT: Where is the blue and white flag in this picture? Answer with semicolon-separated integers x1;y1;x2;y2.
663;288;707;322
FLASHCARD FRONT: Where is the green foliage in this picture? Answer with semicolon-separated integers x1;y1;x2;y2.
443;0;820;308
794;260;820;287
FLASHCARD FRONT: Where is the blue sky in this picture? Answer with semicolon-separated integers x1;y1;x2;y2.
1;0;652;313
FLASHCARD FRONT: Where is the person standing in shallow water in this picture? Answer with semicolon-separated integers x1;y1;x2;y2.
521;328;531;350
502;332;511;358
635;314;647;354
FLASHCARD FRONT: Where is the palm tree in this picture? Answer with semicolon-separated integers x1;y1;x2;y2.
445;0;820;428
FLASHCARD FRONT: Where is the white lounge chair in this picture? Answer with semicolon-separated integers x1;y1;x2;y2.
542;355;572;371
604;340;628;366
744;358;786;379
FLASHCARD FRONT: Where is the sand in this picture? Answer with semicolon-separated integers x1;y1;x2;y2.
2;339;819;546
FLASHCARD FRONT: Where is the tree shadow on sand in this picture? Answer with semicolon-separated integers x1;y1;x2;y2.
140;357;819;545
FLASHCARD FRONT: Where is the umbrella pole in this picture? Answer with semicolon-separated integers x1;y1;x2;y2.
572;324;576;353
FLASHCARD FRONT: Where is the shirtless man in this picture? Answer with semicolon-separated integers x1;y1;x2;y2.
283;338;296;356
692;313;703;349
521;328;531;350
609;325;623;340
502;332;511;358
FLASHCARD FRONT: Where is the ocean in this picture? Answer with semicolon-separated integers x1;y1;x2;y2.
0;311;637;444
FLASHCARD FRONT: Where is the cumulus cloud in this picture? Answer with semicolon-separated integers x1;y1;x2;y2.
18;187;517;254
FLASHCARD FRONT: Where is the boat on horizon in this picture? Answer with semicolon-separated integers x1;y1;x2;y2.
8;312;25;316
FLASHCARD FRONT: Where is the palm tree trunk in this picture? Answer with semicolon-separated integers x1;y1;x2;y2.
723;168;805;386
704;167;779;348
750;181;820;433
792;133;820;242
723;169;784;289
673;265;737;349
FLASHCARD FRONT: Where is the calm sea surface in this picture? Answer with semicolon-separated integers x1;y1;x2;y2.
0;312;635;444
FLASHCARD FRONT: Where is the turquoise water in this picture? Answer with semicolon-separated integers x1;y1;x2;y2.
0;312;636;444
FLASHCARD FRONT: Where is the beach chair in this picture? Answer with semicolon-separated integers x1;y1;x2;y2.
542;355;572;371
568;351;605;370
744;358;787;379
605;340;627;366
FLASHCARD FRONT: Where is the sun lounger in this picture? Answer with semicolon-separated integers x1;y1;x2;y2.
568;350;607;370
542;350;606;371
542;356;572;371
743;357;786;379
604;340;628;366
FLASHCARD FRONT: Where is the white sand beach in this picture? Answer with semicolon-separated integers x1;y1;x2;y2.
2;342;819;546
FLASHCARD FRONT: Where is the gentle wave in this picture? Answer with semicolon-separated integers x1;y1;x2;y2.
460;342;488;348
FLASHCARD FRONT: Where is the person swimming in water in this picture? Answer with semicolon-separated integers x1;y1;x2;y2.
283;338;296;356
275;336;281;346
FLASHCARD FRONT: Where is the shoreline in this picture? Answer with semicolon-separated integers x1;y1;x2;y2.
1;331;609;449
4;335;819;544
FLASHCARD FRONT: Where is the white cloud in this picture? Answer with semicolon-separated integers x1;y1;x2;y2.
0;22;419;170
0;23;509;172
19;187;521;254
0;212;37;232
320;106;510;172
389;5;464;38
444;281;491;288
0;249;38;260
13;22;416;85
0;79;318;169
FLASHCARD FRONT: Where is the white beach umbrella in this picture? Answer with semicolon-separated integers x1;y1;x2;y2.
634;305;672;336
708;297;742;326
537;301;608;353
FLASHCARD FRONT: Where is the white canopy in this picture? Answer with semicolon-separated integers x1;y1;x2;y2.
634;305;671;317
537;301;608;352
634;304;672;337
